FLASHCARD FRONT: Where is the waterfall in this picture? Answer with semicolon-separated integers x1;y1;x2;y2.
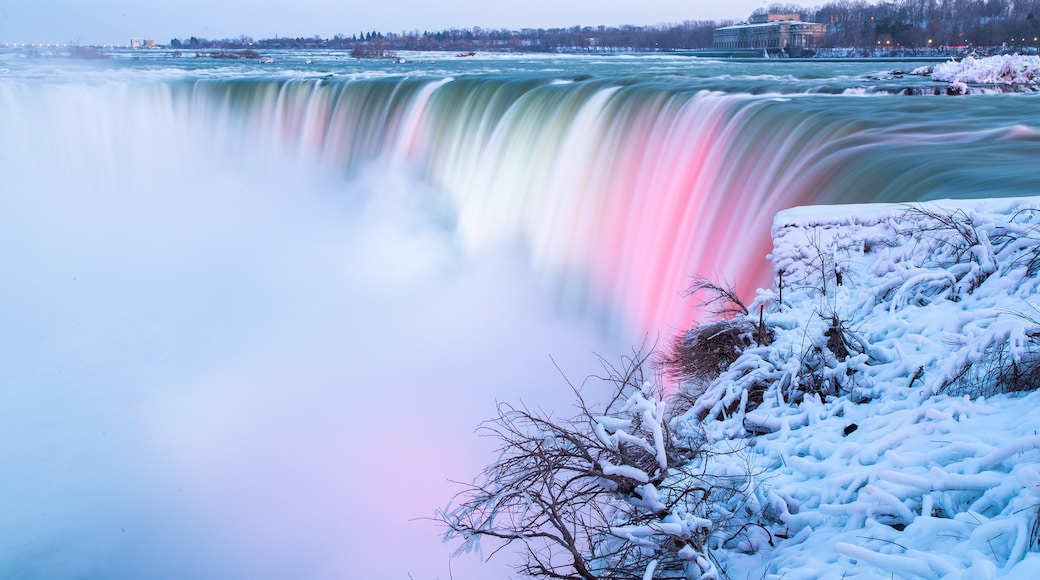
166;77;1040;333
5;77;1039;334
2;69;1039;578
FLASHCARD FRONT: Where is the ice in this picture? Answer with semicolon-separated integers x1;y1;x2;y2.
932;54;1040;86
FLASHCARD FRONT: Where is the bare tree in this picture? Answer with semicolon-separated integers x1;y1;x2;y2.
437;349;756;579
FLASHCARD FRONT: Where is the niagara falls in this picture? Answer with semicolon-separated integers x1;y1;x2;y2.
3;4;1040;578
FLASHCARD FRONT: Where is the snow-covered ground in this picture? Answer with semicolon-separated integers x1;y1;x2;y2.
681;197;1040;578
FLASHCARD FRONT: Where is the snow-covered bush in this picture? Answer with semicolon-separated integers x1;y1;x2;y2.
663;318;760;413
897;206;998;296
438;350;764;579
900;205;1040;397
942;327;1040;398
673;197;1040;578
690;200;1040;427
662;278;771;416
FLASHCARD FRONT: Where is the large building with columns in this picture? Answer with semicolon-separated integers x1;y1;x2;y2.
712;14;827;55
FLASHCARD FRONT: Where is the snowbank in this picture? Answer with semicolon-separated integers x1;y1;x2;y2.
675;196;1040;578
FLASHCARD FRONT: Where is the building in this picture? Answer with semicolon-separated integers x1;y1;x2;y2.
751;13;802;24
712;14;827;55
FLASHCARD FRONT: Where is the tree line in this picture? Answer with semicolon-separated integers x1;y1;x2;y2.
169;22;724;53
812;0;1040;49
170;0;1040;53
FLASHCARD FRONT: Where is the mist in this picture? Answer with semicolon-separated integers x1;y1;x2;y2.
0;82;630;578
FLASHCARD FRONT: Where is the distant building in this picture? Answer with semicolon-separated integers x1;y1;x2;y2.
130;38;156;49
751;13;802;24
712;14;827;54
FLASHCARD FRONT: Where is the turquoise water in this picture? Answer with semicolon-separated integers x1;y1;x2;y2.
0;47;958;92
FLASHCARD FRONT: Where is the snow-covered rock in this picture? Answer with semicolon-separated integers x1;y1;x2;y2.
932;54;1040;86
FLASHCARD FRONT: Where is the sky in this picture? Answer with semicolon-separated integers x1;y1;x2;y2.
0;0;769;46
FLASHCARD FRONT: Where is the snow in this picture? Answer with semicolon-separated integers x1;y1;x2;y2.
600;460;652;483
671;196;1040;578
930;54;1040;86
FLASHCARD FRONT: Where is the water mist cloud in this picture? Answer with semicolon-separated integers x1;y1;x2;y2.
0;85;624;579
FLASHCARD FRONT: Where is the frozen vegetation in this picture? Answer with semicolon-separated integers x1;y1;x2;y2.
687;197;1040;578
445;196;1040;578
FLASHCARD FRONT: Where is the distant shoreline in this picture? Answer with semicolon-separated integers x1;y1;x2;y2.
0;45;967;63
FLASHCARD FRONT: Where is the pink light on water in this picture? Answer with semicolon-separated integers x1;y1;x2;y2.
204;78;856;339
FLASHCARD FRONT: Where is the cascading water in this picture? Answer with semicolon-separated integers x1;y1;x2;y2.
176;75;1040;333
2;52;1039;579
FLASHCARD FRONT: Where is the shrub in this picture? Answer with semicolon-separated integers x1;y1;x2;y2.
941;323;1040;398
662;318;758;411
661;278;771;416
437;350;758;579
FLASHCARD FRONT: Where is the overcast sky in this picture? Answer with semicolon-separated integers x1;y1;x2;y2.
1;0;770;46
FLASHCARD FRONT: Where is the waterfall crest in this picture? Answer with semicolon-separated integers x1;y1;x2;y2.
6;76;1039;332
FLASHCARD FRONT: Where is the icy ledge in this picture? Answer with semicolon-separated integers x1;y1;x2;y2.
682;195;1040;579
